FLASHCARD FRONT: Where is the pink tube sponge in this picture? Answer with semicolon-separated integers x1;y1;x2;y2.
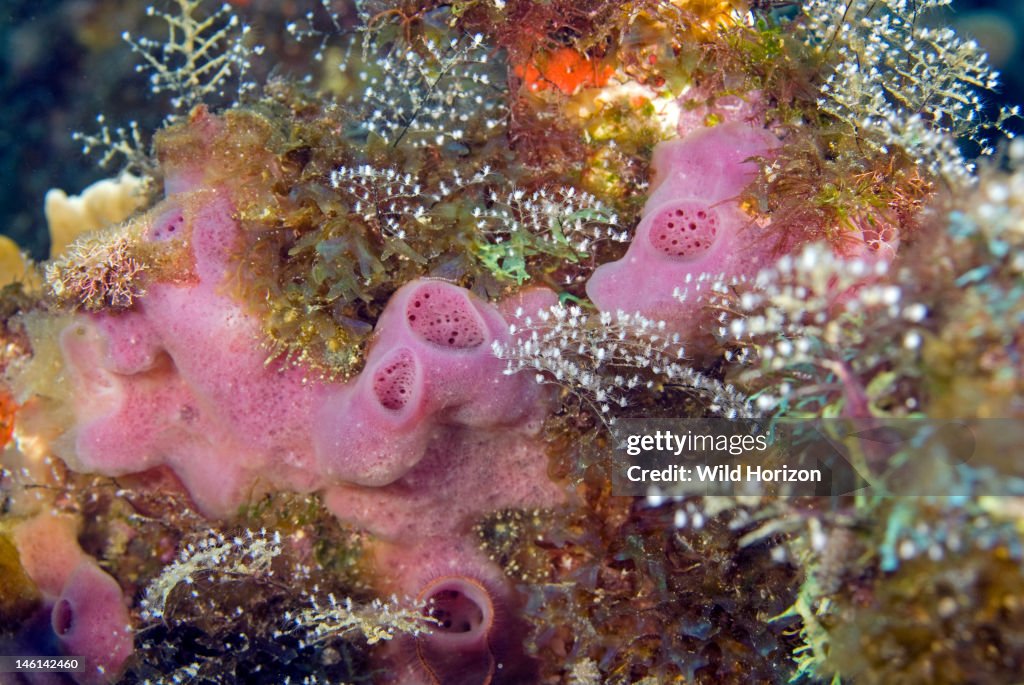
56;185;551;513
369;534;543;684
586;122;778;350
322;421;565;684
313;278;551;486
403;573;537;685
58;191;324;517
51;560;133;685
413;575;500;685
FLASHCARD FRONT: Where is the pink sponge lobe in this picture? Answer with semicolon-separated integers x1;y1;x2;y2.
585;122;779;354
406;281;486;349
647;122;775;205
12;514;87;600
409;575;502;685
52;560;133;685
313;279;551;486
647;202;720;259
57;192;327;516
372;348;421;411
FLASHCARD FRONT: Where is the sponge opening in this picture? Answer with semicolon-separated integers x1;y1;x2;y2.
52;598;74;636
372;349;419;411
406;283;486;349
648;203;719;259
419;576;495;648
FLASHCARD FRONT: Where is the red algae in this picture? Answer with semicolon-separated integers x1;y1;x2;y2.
515;47;615;95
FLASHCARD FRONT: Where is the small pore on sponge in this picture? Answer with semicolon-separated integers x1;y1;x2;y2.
147;207;186;243
406;282;486;349
372;348;420;411
647;202;719;259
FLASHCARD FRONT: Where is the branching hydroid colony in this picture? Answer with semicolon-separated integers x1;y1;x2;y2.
351;31;505;148
125;0;261;113
804;0;1019;183
493;304;754;420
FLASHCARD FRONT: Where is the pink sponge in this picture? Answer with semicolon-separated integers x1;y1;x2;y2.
58;191;325;517
313;279;551;486
646;121;776;206
586;122;778;350
12;514;86;600
405;573;537;685
56;175;551;513
326;435;559;685
52;560;133;685
36;110;563;682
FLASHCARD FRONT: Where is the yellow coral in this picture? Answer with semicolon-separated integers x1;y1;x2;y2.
44;173;146;258
0;236;28;287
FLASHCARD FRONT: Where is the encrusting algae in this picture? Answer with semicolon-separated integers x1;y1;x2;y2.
2;0;1024;683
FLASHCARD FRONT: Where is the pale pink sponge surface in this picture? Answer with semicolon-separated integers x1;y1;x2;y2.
586;122;778;348
11;514;87;600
